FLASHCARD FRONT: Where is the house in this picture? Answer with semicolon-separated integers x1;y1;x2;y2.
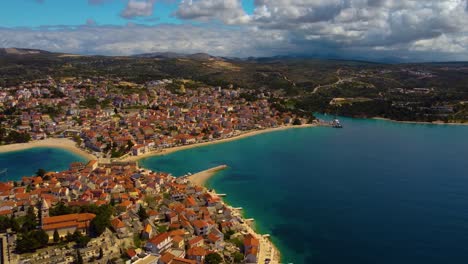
158;252;175;264
244;234;260;264
142;223;153;239
207;229;224;250
42;213;96;239
186;246;206;264
172;235;184;249
110;218;127;236
188;236;204;248
192;220;210;236
145;232;173;254
132;144;148;156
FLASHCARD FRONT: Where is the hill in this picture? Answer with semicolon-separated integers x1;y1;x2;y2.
1;48;467;122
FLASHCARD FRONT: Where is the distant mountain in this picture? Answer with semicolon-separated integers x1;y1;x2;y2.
0;48;52;56
133;52;220;61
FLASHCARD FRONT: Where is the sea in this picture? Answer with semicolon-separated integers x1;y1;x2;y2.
139;116;468;264
0;147;88;181
1;117;468;263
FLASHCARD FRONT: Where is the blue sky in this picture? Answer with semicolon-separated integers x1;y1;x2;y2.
1;0;176;27
1;0;468;62
0;0;254;27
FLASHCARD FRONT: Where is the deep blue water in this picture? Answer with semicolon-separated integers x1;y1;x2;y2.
140;116;468;264
0;147;88;181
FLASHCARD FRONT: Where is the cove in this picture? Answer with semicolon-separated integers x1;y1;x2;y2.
0;147;88;181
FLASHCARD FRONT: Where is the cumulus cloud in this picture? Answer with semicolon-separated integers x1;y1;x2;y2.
175;0;250;24
0;24;292;57
172;0;468;60
121;0;156;19
4;0;468;61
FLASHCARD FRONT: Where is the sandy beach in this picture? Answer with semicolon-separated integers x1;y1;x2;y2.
124;124;316;162
0;138;97;160
186;165;228;186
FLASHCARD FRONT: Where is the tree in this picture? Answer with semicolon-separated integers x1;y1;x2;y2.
76;250;84;264
53;229;60;243
292;118;302;125
233;252;244;263
137;206;148;222
205;253;223;264
89;205;113;237
22;206;37;233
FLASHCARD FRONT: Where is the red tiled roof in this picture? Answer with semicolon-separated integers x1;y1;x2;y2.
244;234;259;247
148;232;171;246
187;246;206;257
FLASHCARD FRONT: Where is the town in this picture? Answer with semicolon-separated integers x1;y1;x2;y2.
0;160;278;264
0;77;312;159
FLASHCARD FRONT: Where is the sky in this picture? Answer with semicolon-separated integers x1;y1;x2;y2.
1;0;468;62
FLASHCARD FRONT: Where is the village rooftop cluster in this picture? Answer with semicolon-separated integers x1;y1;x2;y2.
0;160;273;264
0;77;310;158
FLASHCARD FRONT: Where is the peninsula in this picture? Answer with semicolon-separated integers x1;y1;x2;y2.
0;160;280;264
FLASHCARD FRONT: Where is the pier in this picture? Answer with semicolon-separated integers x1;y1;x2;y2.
185;165;228;187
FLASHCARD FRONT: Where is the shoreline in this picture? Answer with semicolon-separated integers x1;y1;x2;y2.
372;117;468;126
185;165;228;186
0;138;97;160
125;124;316;162
187;165;282;263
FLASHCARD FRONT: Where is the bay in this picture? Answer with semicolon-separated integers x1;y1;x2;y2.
0;147;88;181
140;116;468;264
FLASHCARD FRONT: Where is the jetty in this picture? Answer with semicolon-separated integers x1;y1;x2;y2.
185;165;228;186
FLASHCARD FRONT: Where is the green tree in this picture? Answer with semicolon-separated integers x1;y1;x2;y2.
233;252;244;263
76;250;84;264
22;206;37;233
292;118;302;125
137;206;148;222
53;229;60;243
205;252;223;264
36;168;47;177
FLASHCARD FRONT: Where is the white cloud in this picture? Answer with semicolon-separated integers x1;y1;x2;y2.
0;25;292;57
172;0;468;60
4;0;468;61
175;0;250;24
121;0;156;19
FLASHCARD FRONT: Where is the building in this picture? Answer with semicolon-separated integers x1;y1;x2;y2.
191;220;210;236
186;247;206;264
145;232;173;254
244;234;260;264
42;213;96;239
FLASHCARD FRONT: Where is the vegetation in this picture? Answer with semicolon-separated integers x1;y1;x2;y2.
233;252;244;263
1;51;468;123
205;252;223;264
16;229;49;253
137;206;148;222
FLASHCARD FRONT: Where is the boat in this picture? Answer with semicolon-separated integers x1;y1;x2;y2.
332;119;343;128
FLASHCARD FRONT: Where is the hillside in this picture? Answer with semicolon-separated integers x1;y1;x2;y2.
1;48;468;122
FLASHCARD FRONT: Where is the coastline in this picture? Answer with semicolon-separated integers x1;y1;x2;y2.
0;138;96;160
125;124;316;162
372;117;468;126
185;165;228;186
187;165;282;264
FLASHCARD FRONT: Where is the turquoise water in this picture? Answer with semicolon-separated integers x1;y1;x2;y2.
140;117;468;264
0;147;88;181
